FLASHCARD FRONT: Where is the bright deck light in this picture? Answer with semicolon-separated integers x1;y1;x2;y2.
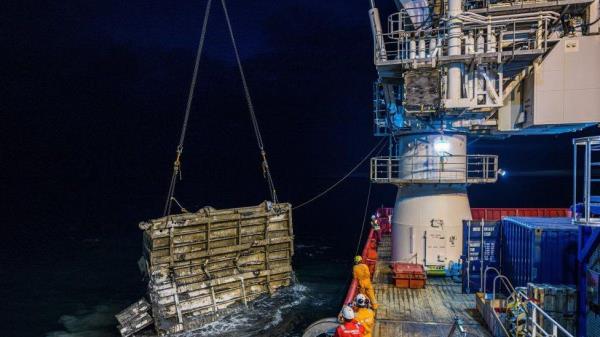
434;139;450;154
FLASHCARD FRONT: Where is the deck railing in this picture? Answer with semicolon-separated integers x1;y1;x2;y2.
483;268;574;337
374;9;558;66
370;155;498;184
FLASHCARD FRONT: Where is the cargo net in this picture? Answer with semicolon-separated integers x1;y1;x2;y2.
117;202;294;336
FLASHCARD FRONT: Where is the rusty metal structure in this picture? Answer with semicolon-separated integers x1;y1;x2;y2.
117;202;294;336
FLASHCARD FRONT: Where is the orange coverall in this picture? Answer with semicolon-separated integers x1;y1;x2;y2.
366;244;378;275
355;307;375;337
353;263;378;309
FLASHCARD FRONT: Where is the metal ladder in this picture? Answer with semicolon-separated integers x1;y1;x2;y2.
484;267;574;337
572;136;600;337
572;136;600;226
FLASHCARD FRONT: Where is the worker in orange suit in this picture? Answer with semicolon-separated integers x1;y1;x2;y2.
353;294;375;337
353;256;379;309
366;241;378;275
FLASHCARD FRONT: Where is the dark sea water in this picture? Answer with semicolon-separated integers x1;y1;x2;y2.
3;233;351;337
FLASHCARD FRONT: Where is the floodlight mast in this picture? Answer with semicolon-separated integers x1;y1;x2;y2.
368;0;600;272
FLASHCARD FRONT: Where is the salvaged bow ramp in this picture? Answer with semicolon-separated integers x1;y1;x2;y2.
117;202;294;336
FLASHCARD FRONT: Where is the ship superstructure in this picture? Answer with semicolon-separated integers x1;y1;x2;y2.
305;1;599;337
367;0;600;273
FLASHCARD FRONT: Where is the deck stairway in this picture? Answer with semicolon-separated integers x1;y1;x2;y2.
372;234;492;337
477;272;575;337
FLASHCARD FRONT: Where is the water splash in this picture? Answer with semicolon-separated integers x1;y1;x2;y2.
45;303;125;337
187;283;310;337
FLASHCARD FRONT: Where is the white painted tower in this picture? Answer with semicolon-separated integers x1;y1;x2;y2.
371;132;496;272
391;134;471;270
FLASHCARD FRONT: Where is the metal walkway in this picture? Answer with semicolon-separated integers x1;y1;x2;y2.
372;235;492;337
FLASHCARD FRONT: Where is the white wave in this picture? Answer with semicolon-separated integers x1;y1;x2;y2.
187;283;310;336
262;283;309;331
45;303;123;337
46;283;312;337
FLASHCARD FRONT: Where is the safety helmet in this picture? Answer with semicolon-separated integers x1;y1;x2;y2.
354;256;362;264
341;305;355;320
371;215;376;220
355;294;368;307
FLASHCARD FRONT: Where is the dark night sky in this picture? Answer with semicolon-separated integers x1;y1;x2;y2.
2;0;597;261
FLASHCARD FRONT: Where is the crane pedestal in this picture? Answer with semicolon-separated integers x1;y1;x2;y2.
370;133;498;272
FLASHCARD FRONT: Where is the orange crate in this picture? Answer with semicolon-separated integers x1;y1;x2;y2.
409;278;426;289
394;277;410;288
392;263;426;289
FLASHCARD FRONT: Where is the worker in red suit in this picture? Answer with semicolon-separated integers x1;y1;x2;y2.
334;305;365;337
353;256;379;309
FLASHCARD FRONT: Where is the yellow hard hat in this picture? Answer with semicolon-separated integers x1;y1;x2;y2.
354;255;362;264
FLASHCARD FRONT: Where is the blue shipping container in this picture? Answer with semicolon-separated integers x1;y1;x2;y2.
462;220;500;293
501;217;578;288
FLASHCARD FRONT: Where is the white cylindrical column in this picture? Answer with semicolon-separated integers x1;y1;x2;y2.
590;0;599;34
488;30;497;53
418;36;427;59
368;8;388;61
476;30;485;54
447;0;463;101
465;31;475;55
390;133;472;272
409;38;417;59
429;35;437;57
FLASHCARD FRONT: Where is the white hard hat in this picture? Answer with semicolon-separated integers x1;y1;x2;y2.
341;305;355;320
371;215;376;220
355;294;367;307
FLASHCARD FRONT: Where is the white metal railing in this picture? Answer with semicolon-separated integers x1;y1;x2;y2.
466;0;589;11
483;268;575;337
370;155;498;184
572;136;600;226
374;9;558;65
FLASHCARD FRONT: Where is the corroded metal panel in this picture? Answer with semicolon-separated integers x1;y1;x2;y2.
116;298;154;337
119;201;294;336
403;69;440;112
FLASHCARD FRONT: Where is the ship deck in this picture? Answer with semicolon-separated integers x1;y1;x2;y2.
372;235;492;337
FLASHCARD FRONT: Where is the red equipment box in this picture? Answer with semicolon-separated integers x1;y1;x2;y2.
392;263;427;289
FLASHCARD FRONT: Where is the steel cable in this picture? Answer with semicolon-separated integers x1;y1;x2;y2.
355;182;374;256
221;0;279;204
293;138;387;210
163;0;213;216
